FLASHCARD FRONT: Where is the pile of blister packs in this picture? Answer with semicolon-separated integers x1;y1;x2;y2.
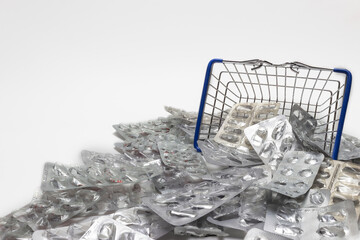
1;103;360;240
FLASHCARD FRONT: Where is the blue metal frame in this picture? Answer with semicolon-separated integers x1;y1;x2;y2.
194;59;352;160
332;68;352;160
194;58;223;152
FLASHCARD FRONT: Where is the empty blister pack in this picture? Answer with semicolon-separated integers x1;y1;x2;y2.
214;102;280;149
143;168;263;226
244;115;300;169
157;141;210;179
207;186;269;231
151;167;196;193
41;161;153;192
264;200;359;240
164;106;198;123
112;206;173;239
244;228;292;240
113;117;179;142
197;139;263;167
13;188;102;231
80;216;153;240
0;215;33;240
174;217;229;237
313;160;360;219
289;104;331;156
32;216;96;240
264;151;324;198
338;133;360;160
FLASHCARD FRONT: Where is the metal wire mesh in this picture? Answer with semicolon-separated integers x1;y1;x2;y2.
196;59;349;157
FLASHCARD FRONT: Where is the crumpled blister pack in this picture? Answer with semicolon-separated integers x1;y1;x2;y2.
2;104;360;240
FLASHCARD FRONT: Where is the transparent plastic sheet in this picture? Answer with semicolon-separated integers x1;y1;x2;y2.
263;151;324;198
264;200;359;240
244;115;301;170
244;228;292;240
214;102;280;149
12;188;102;231
313;159;360;220
79;216;153;240
198;139;263;167
157;141;210;179
143;168;264;226
174;216;229;237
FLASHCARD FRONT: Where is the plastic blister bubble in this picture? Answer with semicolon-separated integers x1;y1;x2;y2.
264;200;359;240
143;168;264;226
214;102;280;149
338;133;360;160
264;151;324;198
244;115;300;169
198;139;263;167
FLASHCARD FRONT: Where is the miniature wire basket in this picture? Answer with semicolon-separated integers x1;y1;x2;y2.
194;59;352;160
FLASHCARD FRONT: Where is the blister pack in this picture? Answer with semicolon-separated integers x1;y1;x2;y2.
244;115;299;169
151;167;196;193
41;161;153;192
214;102;280;149
289;104;331;156
112;206;173;239
313;159;360;220
338;133;360;160
264;200;359;240
0;215;33;240
143;168;263;226
157;141;209;179
174;217;229;237
113;117;179;142
81;150;163;181
164;106;198;123
13;188;102;231
32;217;96;240
207;186;269;231
244;228;292;240
264;151;324;198
197;139;263;167
80;216;153;240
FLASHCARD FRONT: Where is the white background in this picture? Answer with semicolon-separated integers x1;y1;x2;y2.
0;0;359;236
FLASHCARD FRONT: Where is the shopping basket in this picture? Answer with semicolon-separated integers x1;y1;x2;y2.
194;59;352;160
